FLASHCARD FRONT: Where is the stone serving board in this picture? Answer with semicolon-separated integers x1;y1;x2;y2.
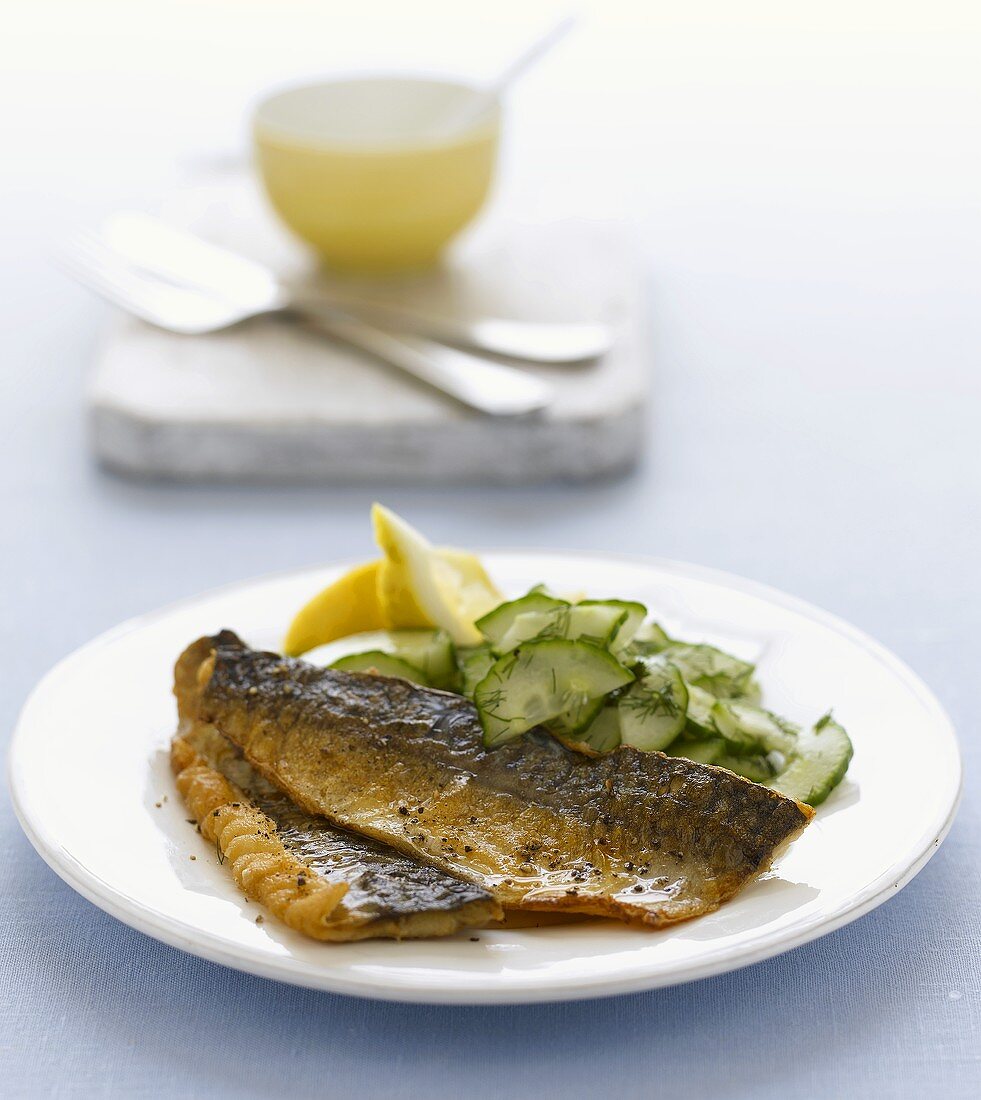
88;181;650;485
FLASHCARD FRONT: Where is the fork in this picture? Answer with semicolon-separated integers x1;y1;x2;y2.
104;212;615;364
62;231;554;416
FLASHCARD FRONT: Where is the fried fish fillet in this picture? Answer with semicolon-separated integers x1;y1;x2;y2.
179;632;813;928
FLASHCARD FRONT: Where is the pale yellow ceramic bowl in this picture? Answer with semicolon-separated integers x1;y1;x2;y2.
253;77;500;273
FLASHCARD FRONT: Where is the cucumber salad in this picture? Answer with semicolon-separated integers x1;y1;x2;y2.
324;588;852;807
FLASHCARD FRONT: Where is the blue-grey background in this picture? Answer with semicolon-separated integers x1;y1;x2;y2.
1;3;978;1096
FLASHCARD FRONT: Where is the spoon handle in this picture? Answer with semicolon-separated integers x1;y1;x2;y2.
427;14;577;140
291;292;614;364
307;315;553;417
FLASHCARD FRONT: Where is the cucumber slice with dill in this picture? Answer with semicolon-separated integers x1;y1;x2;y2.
457;645;497;697
711;700;798;754
473;639;634;748
331;651;432;686
563;604;628;648
672;737;726;765
767;712;853;806
626;620;673;656
661;643;757;699
715;752;777;783
578;599;647;652
546;694;605;739
489;602;626;654
580;705;622;752
387;629;458;690
476;592;569;651
670;738;773;780
684;683;719;736
618;657;689;752
554;705;622;755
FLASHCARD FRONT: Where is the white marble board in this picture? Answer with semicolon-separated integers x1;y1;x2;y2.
88;181;650;485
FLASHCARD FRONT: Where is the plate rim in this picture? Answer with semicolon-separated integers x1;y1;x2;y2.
7;550;963;1004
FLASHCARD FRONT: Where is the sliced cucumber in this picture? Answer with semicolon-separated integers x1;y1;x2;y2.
715;752;777;784
387;629;458;690
457;645;497;697
626;620;673;656
618;657;688;752
661;643;756;699
711;700;798;754
738;679;763;706
563;603;628;647
331;651;432;686
672;737;726;765
490;602;626;654
555;705;622;755
493;608;552;652
767;713;853;806
670;739;772;782
579;705;622;752
473;639;634;748
546;694;605;738
578;599;647;653
684;683;719;736
476;592;569;651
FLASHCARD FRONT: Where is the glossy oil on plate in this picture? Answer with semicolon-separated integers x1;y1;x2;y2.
8;553;961;1003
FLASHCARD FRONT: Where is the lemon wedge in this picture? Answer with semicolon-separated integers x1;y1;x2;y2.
372;503;501;646
283;560;385;656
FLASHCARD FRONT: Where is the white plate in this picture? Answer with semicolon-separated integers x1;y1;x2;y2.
8;553;961;1004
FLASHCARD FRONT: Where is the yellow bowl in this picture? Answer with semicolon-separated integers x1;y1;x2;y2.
253;77;500;273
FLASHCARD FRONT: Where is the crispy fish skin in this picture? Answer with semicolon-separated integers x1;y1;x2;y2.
181;632;813;928
174;721;500;940
172;734;350;939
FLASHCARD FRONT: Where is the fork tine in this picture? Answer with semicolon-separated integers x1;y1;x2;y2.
60;231;231;334
70;230;175;303
60;240;171;326
60;243;146;308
